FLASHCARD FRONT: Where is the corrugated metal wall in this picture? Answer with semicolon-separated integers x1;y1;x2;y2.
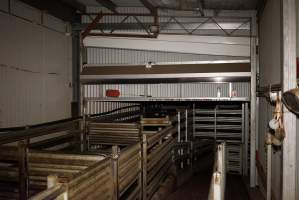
82;5;251;116
84;82;250;98
0;0;72;128
83;82;250;115
86;47;247;65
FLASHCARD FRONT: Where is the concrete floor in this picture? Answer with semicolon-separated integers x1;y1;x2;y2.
166;170;249;200
166;170;212;200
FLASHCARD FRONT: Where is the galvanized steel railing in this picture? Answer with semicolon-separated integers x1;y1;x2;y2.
28;143;142;200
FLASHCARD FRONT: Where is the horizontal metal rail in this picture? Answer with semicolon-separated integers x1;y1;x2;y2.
0;105;141;145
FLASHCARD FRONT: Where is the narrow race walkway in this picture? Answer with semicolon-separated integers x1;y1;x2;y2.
166;172;250;200
166;169;212;200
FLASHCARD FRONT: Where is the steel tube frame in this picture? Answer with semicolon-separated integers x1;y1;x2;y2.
244;102;249;176
266;144;272;200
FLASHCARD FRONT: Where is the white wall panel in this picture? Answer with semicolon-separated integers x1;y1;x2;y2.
0;9;72;128
86;47;247;65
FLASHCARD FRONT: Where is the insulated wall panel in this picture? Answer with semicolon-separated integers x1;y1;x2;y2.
0;5;72;128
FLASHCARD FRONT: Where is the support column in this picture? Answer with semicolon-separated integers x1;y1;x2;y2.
18;141;28;200
282;0;297;199
112;145;119;200
142;134;147;200
250;12;257;187
71;30;81;117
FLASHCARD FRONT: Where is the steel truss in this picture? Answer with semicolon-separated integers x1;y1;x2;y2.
78;12;251;38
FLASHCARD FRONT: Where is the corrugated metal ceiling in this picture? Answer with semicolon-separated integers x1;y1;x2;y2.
77;0;144;7
77;0;257;10
204;0;257;10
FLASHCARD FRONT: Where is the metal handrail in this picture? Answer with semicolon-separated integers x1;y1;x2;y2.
0;105;141;145
0;105;140;132
0;117;82;132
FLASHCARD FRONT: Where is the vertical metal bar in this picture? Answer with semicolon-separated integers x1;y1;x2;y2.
185;109;188;142
81;99;87;152
71;30;81;117
192;104;195;137
178;112;181;143
266;145;272;200
255;18;260;186
241;103;245;175
244;102;249;176
222;142;226;198
144;84;148;97
241;103;245;143
18;141;28;200
191;104;195;169
142;134;147;200
138;141;143;200
229;82;232;98
282;0;297;199
112;145;119;200
214;106;217;140
250;12;257;187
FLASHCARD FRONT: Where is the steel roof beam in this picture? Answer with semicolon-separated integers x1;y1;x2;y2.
19;0;80;22
60;0;86;13
95;0;118;13
140;0;157;14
